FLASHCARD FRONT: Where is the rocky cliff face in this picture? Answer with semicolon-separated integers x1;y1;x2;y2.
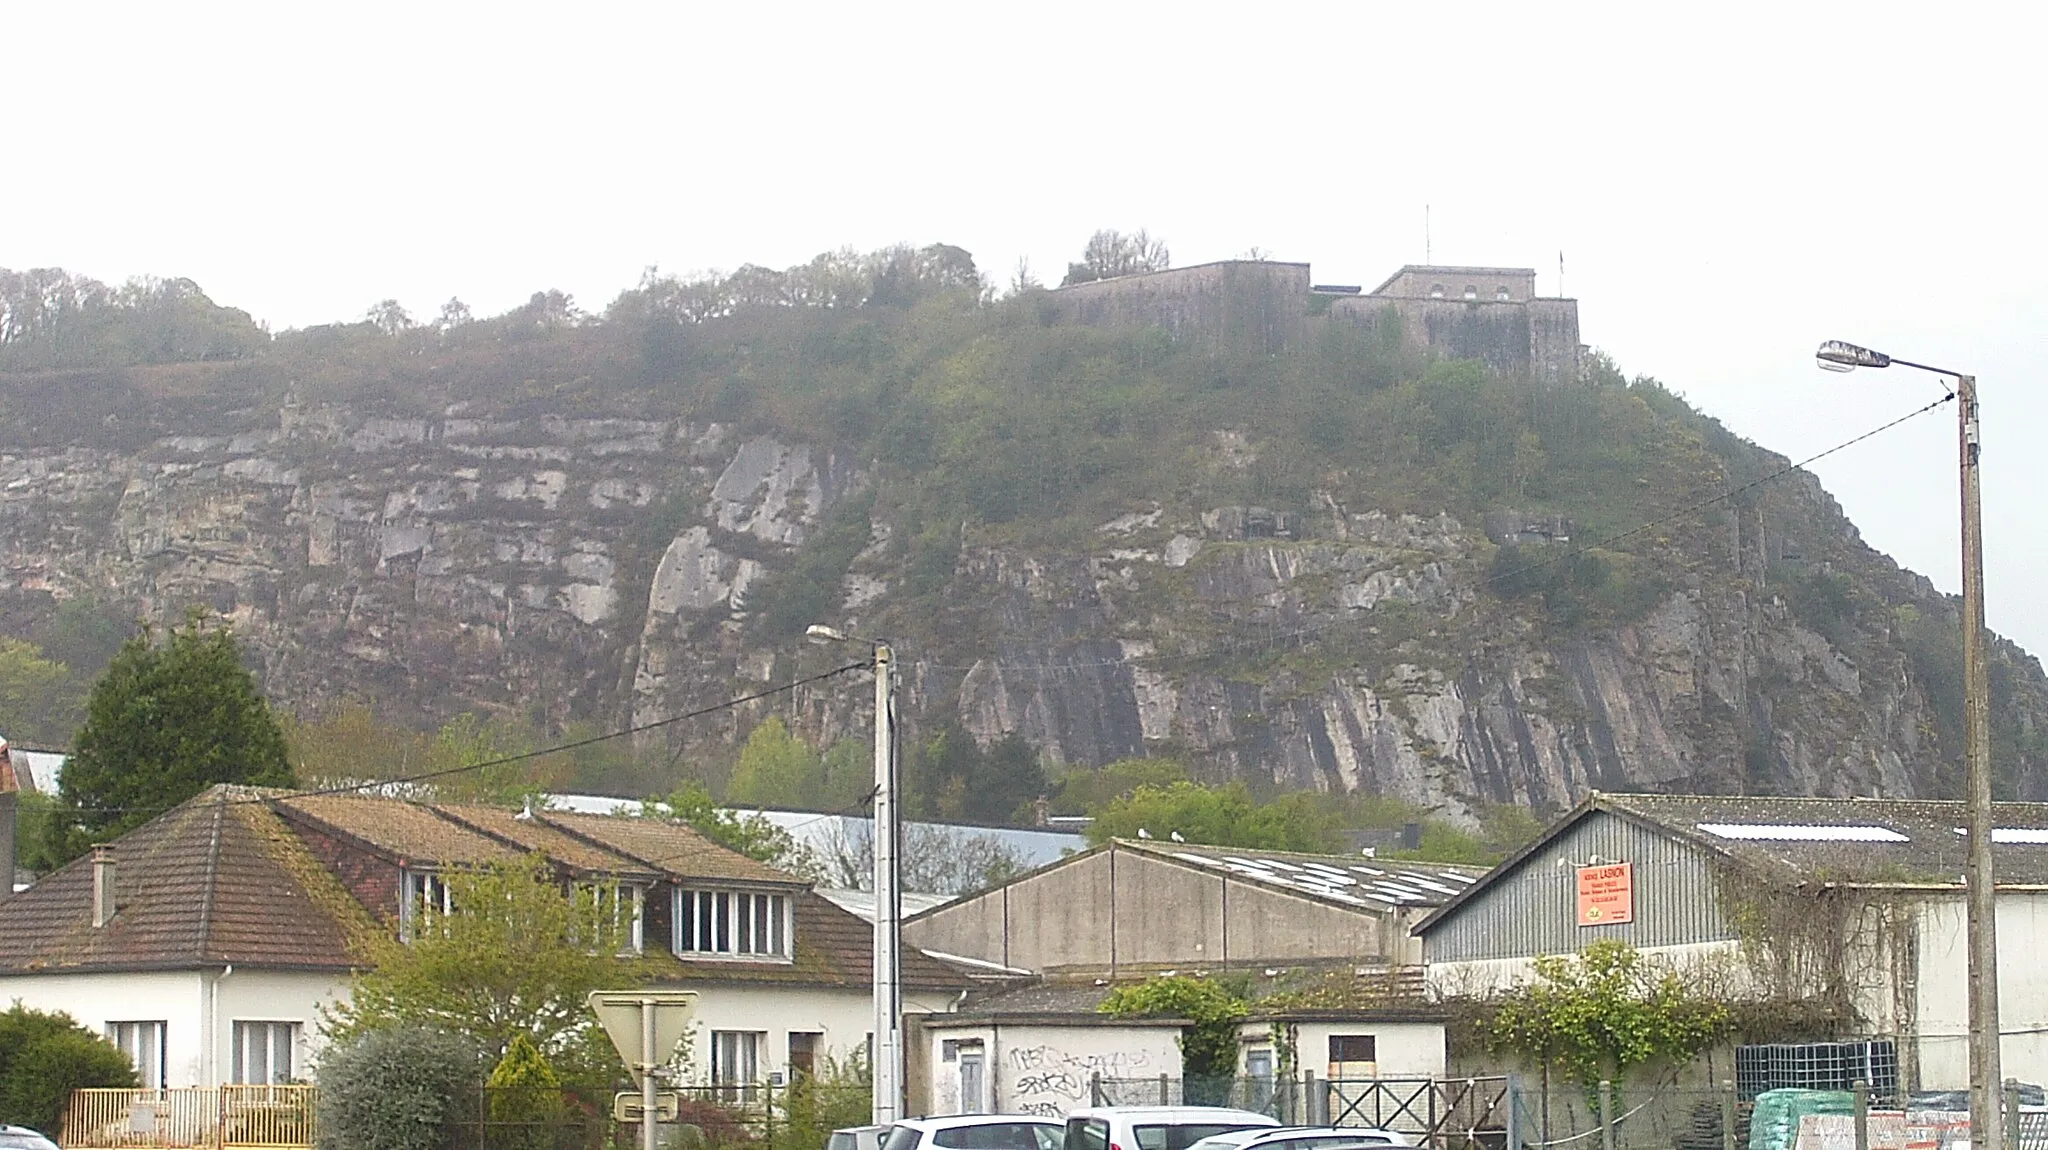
0;386;2038;820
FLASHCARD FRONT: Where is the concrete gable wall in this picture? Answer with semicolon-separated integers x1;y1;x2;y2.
904;845;1392;972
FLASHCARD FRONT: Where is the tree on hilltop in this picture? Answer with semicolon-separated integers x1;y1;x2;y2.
1061;229;1170;286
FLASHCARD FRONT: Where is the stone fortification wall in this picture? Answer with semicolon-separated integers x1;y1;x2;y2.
1326;293;1581;385
1046;259;1580;386
1373;265;1538;301
1045;261;1311;355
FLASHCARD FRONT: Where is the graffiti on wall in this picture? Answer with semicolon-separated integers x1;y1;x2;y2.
1004;1044;1155;1117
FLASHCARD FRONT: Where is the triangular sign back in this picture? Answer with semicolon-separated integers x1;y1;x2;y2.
588;990;697;1085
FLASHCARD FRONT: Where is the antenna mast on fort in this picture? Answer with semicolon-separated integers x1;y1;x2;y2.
1425;205;1431;264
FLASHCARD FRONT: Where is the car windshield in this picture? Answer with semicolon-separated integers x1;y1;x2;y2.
1066;1119;1110;1150
1135;1125;1267;1150
933;1123;1062;1150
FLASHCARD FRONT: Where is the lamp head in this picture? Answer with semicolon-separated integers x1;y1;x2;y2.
806;624;850;645
1816;340;1892;372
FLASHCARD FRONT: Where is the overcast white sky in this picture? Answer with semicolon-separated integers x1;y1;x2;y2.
9;2;2045;654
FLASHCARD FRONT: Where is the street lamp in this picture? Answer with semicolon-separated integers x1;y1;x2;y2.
806;624;902;1125
1815;340;2001;1141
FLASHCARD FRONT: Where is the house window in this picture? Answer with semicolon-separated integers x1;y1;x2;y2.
577;882;645;954
1330;1034;1377;1063
711;1031;765;1101
108;1021;167;1089
1463;285;1478;300
1496;286;1511;301
789;1032;822;1080
400;869;453;940
1428;284;1446;299
674;888;791;959
232;1021;298;1085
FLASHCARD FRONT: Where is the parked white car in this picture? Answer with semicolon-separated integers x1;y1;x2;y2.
1186;1127;1416;1150
0;1127;58;1150
830;1126;891;1150
1063;1106;1283;1150
885;1115;1066;1150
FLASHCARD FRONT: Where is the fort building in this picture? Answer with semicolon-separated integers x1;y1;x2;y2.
1048;259;1582;386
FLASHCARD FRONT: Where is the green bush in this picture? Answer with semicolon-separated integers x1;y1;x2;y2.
0;1005;137;1136
486;1034;568;1150
314;1026;485;1150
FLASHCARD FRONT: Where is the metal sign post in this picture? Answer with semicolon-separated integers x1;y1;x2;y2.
589;991;697;1150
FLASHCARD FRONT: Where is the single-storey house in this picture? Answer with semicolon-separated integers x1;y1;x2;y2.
1414;791;2048;1094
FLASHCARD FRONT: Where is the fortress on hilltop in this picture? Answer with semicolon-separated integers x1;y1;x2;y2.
1048;260;1582;386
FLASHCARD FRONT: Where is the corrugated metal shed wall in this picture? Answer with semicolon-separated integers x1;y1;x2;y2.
1424;811;1738;961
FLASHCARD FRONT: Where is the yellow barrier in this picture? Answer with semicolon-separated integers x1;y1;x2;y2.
59;1086;316;1150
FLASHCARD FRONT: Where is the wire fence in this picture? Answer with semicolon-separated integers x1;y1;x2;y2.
1088;1077;2048;1150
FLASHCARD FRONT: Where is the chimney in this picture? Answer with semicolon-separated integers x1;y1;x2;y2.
1033;795;1050;828
92;845;116;927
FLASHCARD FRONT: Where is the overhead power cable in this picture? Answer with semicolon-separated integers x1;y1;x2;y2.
51;660;872;819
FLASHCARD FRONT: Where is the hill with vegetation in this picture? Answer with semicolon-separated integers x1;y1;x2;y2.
2;239;2043;847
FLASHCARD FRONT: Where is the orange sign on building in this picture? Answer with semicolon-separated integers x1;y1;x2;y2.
1576;862;1634;926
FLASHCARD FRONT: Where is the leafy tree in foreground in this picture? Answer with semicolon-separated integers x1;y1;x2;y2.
52;615;292;862
323;854;645;1090
0;1004;137;1134
1488;939;1731;1087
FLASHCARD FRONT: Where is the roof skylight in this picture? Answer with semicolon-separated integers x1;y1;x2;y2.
1950;828;2048;844
1697;823;1909;843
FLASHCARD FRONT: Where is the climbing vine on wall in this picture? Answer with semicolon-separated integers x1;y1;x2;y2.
1487;940;1731;1087
1100;975;1248;1080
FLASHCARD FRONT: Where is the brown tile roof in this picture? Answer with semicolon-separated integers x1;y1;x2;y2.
657;890;970;992
273;793;521;866
430;804;657;877
0;786;364;974
535;810;801;886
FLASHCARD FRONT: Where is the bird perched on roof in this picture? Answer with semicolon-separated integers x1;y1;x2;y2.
1170;830;1186;843
1136;827;1152;839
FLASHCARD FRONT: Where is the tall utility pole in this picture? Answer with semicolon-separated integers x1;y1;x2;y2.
1957;372;2003;1150
1816;343;2000;1146
871;640;902;1125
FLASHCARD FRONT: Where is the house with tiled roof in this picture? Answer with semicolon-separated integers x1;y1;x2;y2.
1414;791;2048;1097
0;785;968;1091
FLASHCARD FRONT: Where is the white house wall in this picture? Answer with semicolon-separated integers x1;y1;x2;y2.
0;968;350;1087
680;985;957;1086
1911;893;2048;1089
921;1022;1183;1118
213;969;352;1083
0;971;207;1086
1280;1022;1446;1080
